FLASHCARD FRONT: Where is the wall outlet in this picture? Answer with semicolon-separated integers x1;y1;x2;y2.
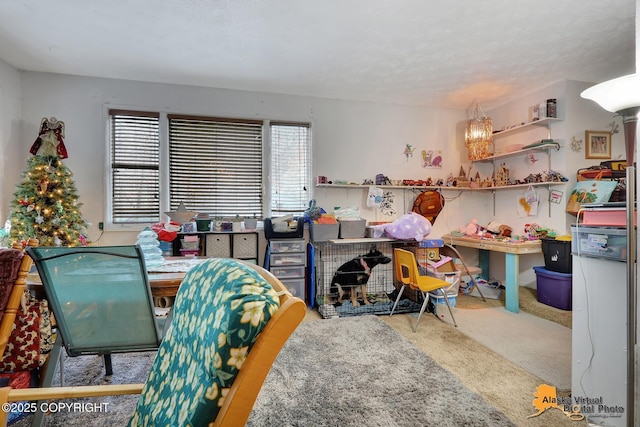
98;222;104;230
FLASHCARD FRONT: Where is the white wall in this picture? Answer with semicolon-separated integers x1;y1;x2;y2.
15;71;471;245
485;80;625;286
0;57;23;225
5;70;620;288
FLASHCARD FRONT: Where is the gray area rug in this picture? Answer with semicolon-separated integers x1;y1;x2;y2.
247;316;515;427
14;316;514;426
11;352;154;426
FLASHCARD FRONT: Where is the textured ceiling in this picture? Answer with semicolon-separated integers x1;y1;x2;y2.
0;0;635;110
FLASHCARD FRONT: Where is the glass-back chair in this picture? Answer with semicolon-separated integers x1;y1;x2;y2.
25;245;163;426
0;257;307;427
26;245;162;358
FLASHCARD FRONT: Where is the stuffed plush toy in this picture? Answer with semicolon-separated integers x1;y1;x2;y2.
372;212;432;241
459;219;480;236
487;220;513;237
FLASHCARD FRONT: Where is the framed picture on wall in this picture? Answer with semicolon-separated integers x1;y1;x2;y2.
585;130;612;159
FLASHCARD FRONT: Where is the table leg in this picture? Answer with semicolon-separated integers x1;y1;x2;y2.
504;253;519;313
478;249;490;280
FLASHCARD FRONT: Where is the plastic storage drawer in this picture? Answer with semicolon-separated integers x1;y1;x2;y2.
571;225;627;261
270;266;305;280
270;239;305;253
281;278;305;299
269;253;305;266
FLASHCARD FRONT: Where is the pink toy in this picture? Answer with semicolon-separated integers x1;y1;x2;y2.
458;219;479;236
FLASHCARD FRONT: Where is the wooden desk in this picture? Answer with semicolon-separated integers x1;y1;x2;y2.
146;257;207;299
28;272;186;299
148;272;185;298
441;234;542;313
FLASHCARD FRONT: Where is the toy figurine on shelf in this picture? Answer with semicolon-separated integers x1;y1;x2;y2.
495;163;510;186
456;165;470;187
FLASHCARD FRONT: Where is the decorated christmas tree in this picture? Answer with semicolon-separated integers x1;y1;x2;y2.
9;117;88;247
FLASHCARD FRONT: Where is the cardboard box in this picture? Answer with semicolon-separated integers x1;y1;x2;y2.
417;239;445;262
418;239;444;248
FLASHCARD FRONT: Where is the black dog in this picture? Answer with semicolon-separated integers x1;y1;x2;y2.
330;245;391;307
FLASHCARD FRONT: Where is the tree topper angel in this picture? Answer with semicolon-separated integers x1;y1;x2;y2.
29;117;68;158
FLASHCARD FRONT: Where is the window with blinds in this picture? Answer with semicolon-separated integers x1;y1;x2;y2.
270;123;311;216
168;115;263;218
108;111;310;225
109;110;160;224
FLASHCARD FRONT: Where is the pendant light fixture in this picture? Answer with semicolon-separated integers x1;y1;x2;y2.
464;101;493;160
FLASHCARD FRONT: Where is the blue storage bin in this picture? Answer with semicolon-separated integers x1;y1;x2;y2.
533;266;572;310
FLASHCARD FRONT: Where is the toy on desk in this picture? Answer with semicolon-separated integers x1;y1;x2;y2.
456;219;514;239
458;219;480;236
486;221;512;238
458;219;492;237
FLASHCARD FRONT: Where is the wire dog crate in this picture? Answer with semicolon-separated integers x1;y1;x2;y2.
313;239;422;318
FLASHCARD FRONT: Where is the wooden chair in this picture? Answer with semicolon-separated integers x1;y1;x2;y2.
0;239;39;361
390;248;457;332
0;258;306;427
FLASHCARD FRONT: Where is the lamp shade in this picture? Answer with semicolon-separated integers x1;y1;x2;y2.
581;73;640;113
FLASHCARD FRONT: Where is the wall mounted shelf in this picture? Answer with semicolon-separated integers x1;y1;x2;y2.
473;141;561;163
474;116;563;216
315;182;565;192
315;118;566;217
490;117;561;139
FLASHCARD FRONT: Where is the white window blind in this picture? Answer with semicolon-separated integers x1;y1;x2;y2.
109;110;160;224
270;123;311;216
168;115;263;218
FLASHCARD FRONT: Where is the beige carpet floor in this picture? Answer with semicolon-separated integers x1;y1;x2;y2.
306;287;583;427
447;305;571;390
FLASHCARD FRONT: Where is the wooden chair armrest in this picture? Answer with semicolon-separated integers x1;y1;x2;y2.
0;384;144;427
5;383;144;401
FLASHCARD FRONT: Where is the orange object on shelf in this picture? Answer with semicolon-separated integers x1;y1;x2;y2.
316;214;337;224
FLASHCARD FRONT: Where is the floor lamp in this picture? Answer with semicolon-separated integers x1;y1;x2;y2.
582;73;639;427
